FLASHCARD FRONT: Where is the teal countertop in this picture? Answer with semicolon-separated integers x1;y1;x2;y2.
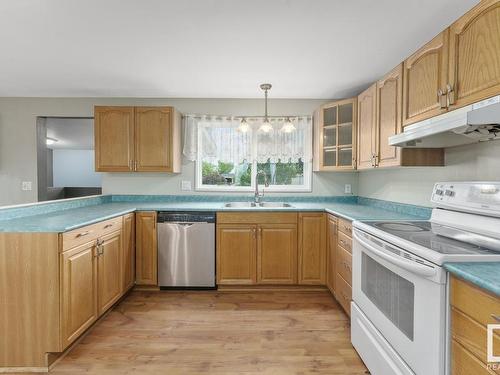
444;262;500;297
0;195;430;233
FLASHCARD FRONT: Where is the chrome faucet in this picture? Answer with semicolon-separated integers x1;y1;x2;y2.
255;170;269;204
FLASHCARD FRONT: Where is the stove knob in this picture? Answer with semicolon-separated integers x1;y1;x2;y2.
445;190;455;197
435;189;444;196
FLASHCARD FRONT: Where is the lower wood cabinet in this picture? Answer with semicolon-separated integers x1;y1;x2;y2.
97;231;123;315
298;212;326;285
326;214;337;294
216;212;298;286
257;224;297;284
60;241;98;348
122;213;135;291
217;224;257;285
135;211;158;285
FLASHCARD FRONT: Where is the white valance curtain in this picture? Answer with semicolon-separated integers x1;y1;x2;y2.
183;115;312;164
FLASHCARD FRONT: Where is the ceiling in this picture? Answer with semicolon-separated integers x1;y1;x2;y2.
46;118;94;150
0;0;479;99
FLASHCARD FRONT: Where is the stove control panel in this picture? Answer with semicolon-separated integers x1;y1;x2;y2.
432;182;500;217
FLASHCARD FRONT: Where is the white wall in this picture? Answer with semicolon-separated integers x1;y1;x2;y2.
358;140;500;206
53;149;101;187
0;97;358;205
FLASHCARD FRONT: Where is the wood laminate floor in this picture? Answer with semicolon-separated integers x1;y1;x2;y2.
47;291;368;374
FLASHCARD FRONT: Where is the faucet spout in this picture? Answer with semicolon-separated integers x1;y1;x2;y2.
255;170;270;204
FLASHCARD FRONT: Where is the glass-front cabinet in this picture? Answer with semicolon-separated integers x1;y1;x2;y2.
314;98;357;171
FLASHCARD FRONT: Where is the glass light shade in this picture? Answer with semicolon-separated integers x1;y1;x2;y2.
259;119;273;133
281;119;296;133
238;118;250;133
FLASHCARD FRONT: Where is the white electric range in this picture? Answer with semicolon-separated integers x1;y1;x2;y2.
351;182;500;375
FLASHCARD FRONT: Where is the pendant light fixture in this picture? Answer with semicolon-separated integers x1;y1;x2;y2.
259;83;273;133
237;117;250;133
281;117;296;133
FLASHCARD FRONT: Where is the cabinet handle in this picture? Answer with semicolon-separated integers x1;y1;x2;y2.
492;314;500;323
446;84;455;107
76;230;91;238
252;228;256;239
103;224;113;229
339;239;345;246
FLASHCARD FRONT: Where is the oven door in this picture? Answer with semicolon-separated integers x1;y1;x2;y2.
352;228;446;375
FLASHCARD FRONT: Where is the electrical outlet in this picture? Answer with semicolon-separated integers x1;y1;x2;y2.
344;184;352;194
181;180;192;191
22;181;32;191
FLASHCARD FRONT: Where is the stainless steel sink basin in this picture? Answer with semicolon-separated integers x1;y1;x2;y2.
224;202;256;208
258;202;293;208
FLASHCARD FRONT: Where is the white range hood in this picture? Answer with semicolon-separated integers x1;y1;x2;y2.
389;95;500;148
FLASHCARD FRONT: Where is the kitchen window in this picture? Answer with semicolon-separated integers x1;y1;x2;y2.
184;115;312;192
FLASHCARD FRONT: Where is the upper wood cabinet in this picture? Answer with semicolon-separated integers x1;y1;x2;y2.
448;0;500;109
257;224;297;285
135;211;158;286
313;98;357;171
357;84;377;169
402;31;449;126
217;224;257;285
94;107;135;172
298;212;326;285
94;106;181;173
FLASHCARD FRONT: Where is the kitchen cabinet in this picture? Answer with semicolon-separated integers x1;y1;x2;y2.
216;212;299;286
402;31;449;126
357;65;444;170
448;0;500;110
314;98;357;171
257;224;297;284
298;212;326;285
357;84;377;169
94;106;181;173
60;241;98;349
122;213;135;291
135;211;158;286
450;275;500;374
94;106;135;172
97;230;123;315
326;214;337;295
217;224;257;285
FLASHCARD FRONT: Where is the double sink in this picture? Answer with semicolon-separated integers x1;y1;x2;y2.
224;202;294;208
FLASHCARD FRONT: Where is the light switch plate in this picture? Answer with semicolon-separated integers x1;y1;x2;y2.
22;181;32;191
181;180;192;191
344;184;352;194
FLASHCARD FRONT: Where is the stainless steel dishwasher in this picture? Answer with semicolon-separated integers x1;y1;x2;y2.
157;211;216;289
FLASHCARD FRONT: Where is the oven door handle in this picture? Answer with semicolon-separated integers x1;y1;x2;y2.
353;232;437;277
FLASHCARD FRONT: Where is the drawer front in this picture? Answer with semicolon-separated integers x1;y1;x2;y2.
451;307;500;368
338;232;352;253
217;212;298;225
451;339;496;375
336;273;352;316
336;245;352;286
62;216;123;251
338;218;352;236
451;276;500;327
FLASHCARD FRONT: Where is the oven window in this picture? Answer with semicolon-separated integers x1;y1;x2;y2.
361;253;415;341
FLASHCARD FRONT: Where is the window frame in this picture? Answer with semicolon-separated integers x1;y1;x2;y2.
195;120;312;193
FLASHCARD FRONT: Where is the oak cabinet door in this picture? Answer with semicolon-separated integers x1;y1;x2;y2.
357;84;377;170
298;213;326;285
135;211;158;286
326;215;337;295
94;106;135;172
97;231;123;315
61;242;98;349
257;224;297;284
135;107;172;172
448;0;500;109
122;213;135;292
402;31;449;126
376;64;403;168
217;224;257;285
